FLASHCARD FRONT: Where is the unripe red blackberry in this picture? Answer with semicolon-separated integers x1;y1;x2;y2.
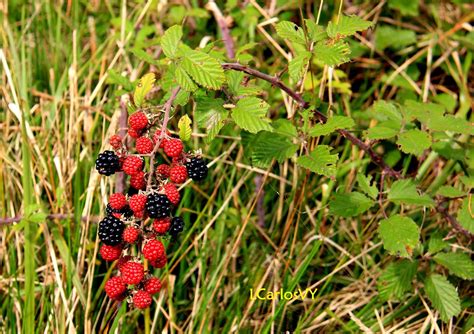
95;150;120;176
144;277;162;295
122;156;144;176
163;139;183;158
100;244;122;261
142;239;165;261
128;128;142;139
121;261;144;285
130;171;146;190
109;134;123;149
123;226;140;244
163;183;180;205
150;255;167;268
128;112;149;131
136;137;154;154
105;276;127;300
156;164;171;178
169;165;187;184
133;290;152;309
109;193;127;210
153;218;171;234
129;194;147;213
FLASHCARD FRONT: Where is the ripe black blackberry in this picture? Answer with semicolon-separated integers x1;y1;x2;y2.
185;157;208;181
105;204;133;219
146;194;171;218
169;217;184;237
98;216;125;245
96;150;120;176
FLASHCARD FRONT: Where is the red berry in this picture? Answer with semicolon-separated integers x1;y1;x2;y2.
150;254;167;268
153;218;171;234
156;164;171;178
117;255;133;271
109;134;123;149
122;156;143;176
142;239;165;261
109;193;127;210
134;210;145;219
121;261;144;285
129;112;149;131
129;194;147;213
130;171;146;189
123;226;139;243
133;290;152;309
169;165;187;184
164;183;180;205
153;131;170;148
136;137;154;154
163;139;183;158
128;128;142;139
144;277;162;295
100;244;122;261
105;276;127;300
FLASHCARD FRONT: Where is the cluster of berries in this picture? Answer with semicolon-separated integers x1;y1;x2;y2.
95;109;208;309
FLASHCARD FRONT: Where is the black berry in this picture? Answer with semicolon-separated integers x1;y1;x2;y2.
185;157;208;181
96;150;120;176
98;216;125;245
146;194;171;218
169;217;184;237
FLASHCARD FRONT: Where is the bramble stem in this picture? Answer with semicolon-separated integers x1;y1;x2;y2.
146;87;181;191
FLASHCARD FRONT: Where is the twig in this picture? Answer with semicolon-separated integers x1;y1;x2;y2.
206;1;235;59
221;62;472;238
146;86;181;190
115;97;129;193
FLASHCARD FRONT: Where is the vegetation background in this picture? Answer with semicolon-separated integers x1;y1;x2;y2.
1;0;473;333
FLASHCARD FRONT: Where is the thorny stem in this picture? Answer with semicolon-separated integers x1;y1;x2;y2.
146;86;181;191
221;62;472;238
206;1;235;59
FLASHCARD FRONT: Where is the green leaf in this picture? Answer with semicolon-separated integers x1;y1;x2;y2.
327;15;373;38
397;129;431;156
428;233;449;255
371;100;402;122
304;20;327;42
378;260;417;301
458;198;474;233
356;174;378;200
130;47;160;66
195;96;228;142
289;51;311;82
231;97;273;134
436;186;464;198
251;131;298;168
427;114;474;135
272;119;297;138
378;215;420;257
434;252;474;280
388;0;419;16
181;49;225;89
314;40;351;67
366;120;401;140
161;25;183;58
375;26;416;51
329;192;374;217
387;179;434;207
309;116;355;136
107;69;134;91
275;21;306;45
296;145;338;177
424;274;461;323
175;65;198;92
177;115;192;142
133;73;155;107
